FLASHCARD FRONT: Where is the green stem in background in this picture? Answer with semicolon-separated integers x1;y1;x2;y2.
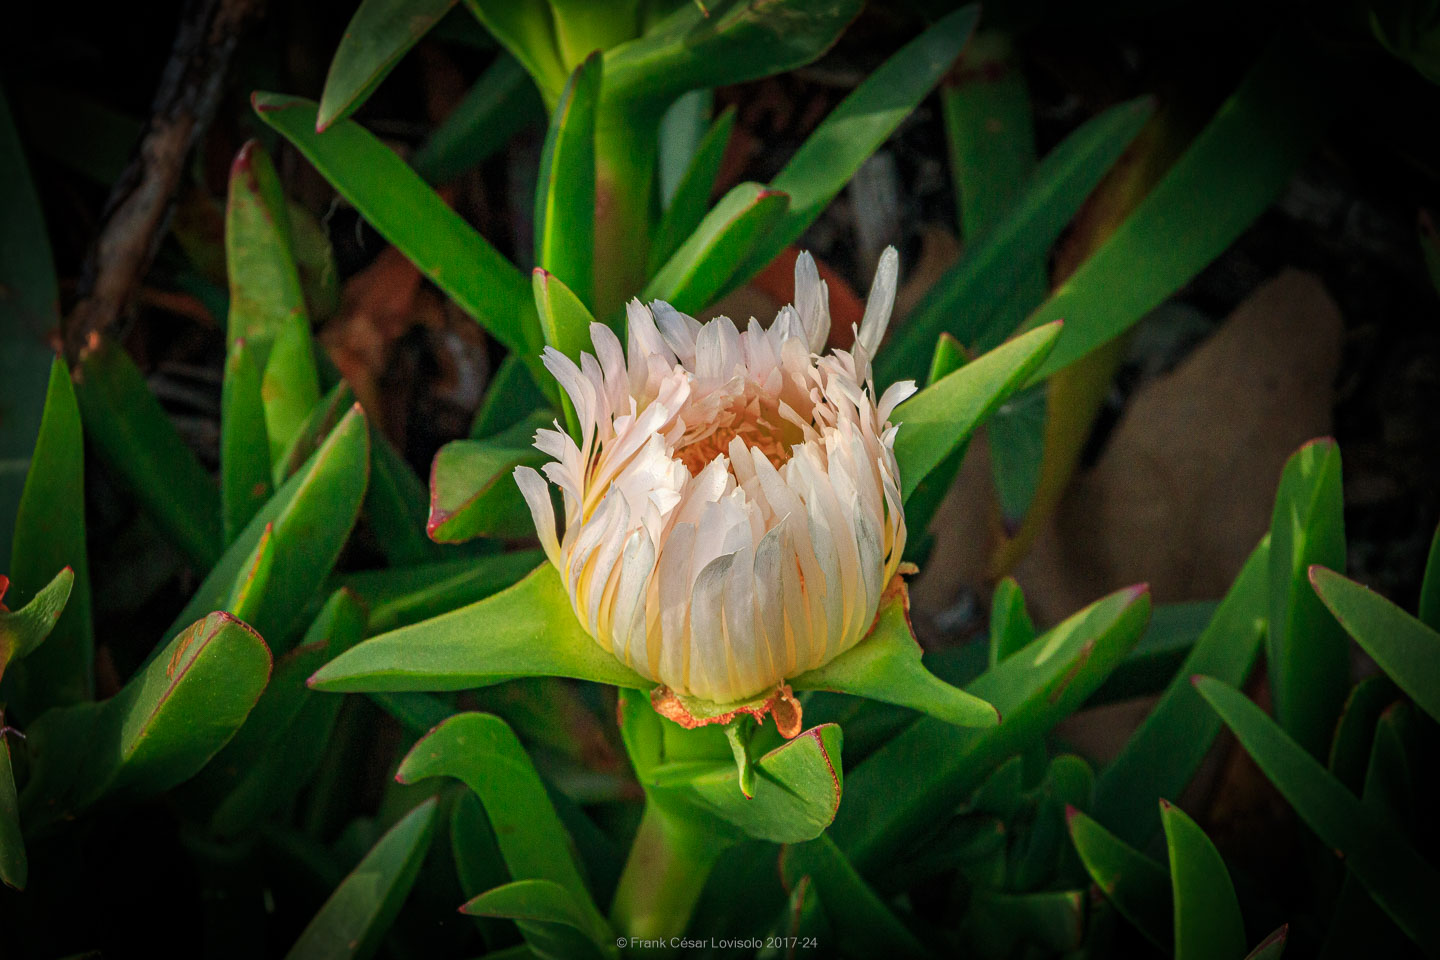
610;801;727;942
593;100;660;317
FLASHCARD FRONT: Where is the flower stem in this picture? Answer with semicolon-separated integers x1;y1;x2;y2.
610;800;726;942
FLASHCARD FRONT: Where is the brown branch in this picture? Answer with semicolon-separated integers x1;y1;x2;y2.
63;0;264;366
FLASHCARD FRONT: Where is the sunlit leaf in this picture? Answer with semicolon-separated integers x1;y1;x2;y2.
893;322;1061;500
221;339;272;544
535;55;600;309
335;550;541;635
650;105;735;274
428;411;550;543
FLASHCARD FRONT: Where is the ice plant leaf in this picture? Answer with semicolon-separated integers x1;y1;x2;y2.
284;798;437;960
1067;808;1170;949
637;718;846;845
428;411;551;543
1310;565;1440;724
1328;674;1401;795
1267;439;1348;758
252;92;537;359
1161;800;1246;960
396;712;612;949
169;405;369;651
534;269;600;367
1091;600;1219;704
310;564;648;692
739;4;980;281
223;523;275;626
0;567;73;680
780;834;932;959
412;53;544;185
899;333;970;564
464;0;568;106
461;879;616;960
317;0;458;131
893;321;1062;501
225;140;321;469
334;550;541;635
1092;538;1269;847
74;340;222;569
603;0;861;107
196;589;365;837
221;339;273;544
880;95;1154;384
790;581;999;728
832;583;1151;873
1194;675;1440;947
643;181;789;316
1022;32;1333;382
650;105;736;275
1245;926;1290;960
535;54;600;310
21;612;271;830
0;89;58;575
449;793;510;946
8;358;93;713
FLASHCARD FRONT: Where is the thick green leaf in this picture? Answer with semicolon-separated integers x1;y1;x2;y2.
221;339;273;544
253;93;536;358
649;105;735;275
200;590;365;836
624;696;845;845
464;0;567;106
74;341;222;569
449;791;511;947
169;405;370;650
1091;599;1220;704
1022;33;1333;382
642;181;788;315
900;333;970;564
1194;675;1440;948
603;0;861;107
988;576;1036;668
428;411;550;543
318;0;459;131
738;5;980;280
1311;565;1440;723
284;798;437;960
1161;800;1246;960
335;549;541;634
461;879;613;960
1420;522;1440;631
1092;538;1269;846
412;52;544;184
396;712;608;935
879;95;1154;384
892;321;1061;500
832;584;1151;873
0;88;57;575
533;268;600;371
263;318;324;476
790;586;999;728
780;834;930;959
0;568;73;679
224;523;276;627
1319;704;1419;959
1327;674;1400;795
277;380;356;480
1067;807;1170;949
1268;439;1348;758
311;564;648;692
7;358;93;713
21;612;271;829
0;731;22;889
535;54;600;309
